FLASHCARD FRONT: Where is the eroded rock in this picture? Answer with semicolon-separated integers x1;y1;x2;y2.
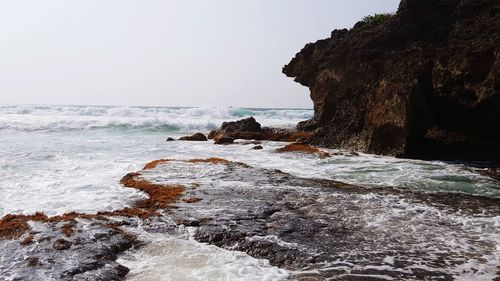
209;117;312;144
283;0;500;162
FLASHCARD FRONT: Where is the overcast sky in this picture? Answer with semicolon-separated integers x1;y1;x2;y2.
0;0;399;108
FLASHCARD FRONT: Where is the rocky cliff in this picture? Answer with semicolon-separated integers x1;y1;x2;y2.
283;0;500;162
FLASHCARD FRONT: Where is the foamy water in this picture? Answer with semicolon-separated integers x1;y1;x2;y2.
117;224;289;281
1;105;499;280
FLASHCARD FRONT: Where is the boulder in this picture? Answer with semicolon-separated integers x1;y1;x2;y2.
208;117;262;140
179;132;208;141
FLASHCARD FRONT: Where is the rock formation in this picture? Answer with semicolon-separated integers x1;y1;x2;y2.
208;117;312;144
284;0;500;162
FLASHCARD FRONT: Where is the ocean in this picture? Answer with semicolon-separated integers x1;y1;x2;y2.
0;104;499;280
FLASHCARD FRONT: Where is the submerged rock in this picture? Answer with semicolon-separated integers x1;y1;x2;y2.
214;136;234;145
179;132;208;141
276;143;331;158
283;0;500;162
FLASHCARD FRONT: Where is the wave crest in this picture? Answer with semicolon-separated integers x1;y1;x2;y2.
0;105;313;132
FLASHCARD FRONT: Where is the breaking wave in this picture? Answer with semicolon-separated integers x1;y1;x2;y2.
0;105;313;133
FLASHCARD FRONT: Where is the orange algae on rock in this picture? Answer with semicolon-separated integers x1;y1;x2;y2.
284;131;314;142
143;159;172;170
0;212;48;239
60;221;76;237
2;157;233;241
144;157;234;170
120;172;184;211
277;143;331;158
20;235;34;245
187;157;231;164
183;197;202;203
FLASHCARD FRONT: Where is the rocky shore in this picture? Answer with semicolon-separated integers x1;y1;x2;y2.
283;0;500;162
2;155;498;280
1;0;500;280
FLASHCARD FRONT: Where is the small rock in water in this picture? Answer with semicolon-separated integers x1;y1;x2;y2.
179;132;208;141
165;137;175;142
214;136;235;145
253;145;263;150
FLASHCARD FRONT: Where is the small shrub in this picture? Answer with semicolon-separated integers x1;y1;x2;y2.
361;13;395;25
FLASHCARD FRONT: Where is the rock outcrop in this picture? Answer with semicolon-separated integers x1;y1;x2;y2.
284;0;500;162
208;117;312;144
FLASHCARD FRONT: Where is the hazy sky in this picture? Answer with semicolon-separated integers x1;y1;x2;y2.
0;0;399;108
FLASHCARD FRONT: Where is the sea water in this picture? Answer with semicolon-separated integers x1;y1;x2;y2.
0;104;499;280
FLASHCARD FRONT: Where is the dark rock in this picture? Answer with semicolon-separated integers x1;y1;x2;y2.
209;117;262;138
1;218;136;280
208;117;263;141
214;136;234;145
165;137;175;142
52;238;72;250
155;159;500;279
478;167;500;181
25;257;39;267
209;117;312;143
179;132;208;141
283;0;500;162
241;140;262;145
252;145;263;150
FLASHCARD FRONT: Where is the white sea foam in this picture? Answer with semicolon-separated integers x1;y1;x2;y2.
0;105;312;132
117;226;289;281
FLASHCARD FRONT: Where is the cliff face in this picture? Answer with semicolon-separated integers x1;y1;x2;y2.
284;0;500;161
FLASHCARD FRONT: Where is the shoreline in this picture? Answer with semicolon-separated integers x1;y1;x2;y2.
1;118;499;280
1;151;499;280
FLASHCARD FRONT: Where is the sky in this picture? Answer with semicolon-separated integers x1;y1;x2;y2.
0;0;400;108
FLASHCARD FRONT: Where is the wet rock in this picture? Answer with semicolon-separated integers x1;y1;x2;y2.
283;0;500;162
276;143;330;158
0;218;136;280
52;238;72;250
147;159;500;280
25;257;39;267
349;151;360;156
208;117;262;139
252;145;263;150
214;136;234;145
478;167;500;181
182;197;202;203
179;132;208;141
209;117;312;143
165;137;175;142
241;140;262;145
